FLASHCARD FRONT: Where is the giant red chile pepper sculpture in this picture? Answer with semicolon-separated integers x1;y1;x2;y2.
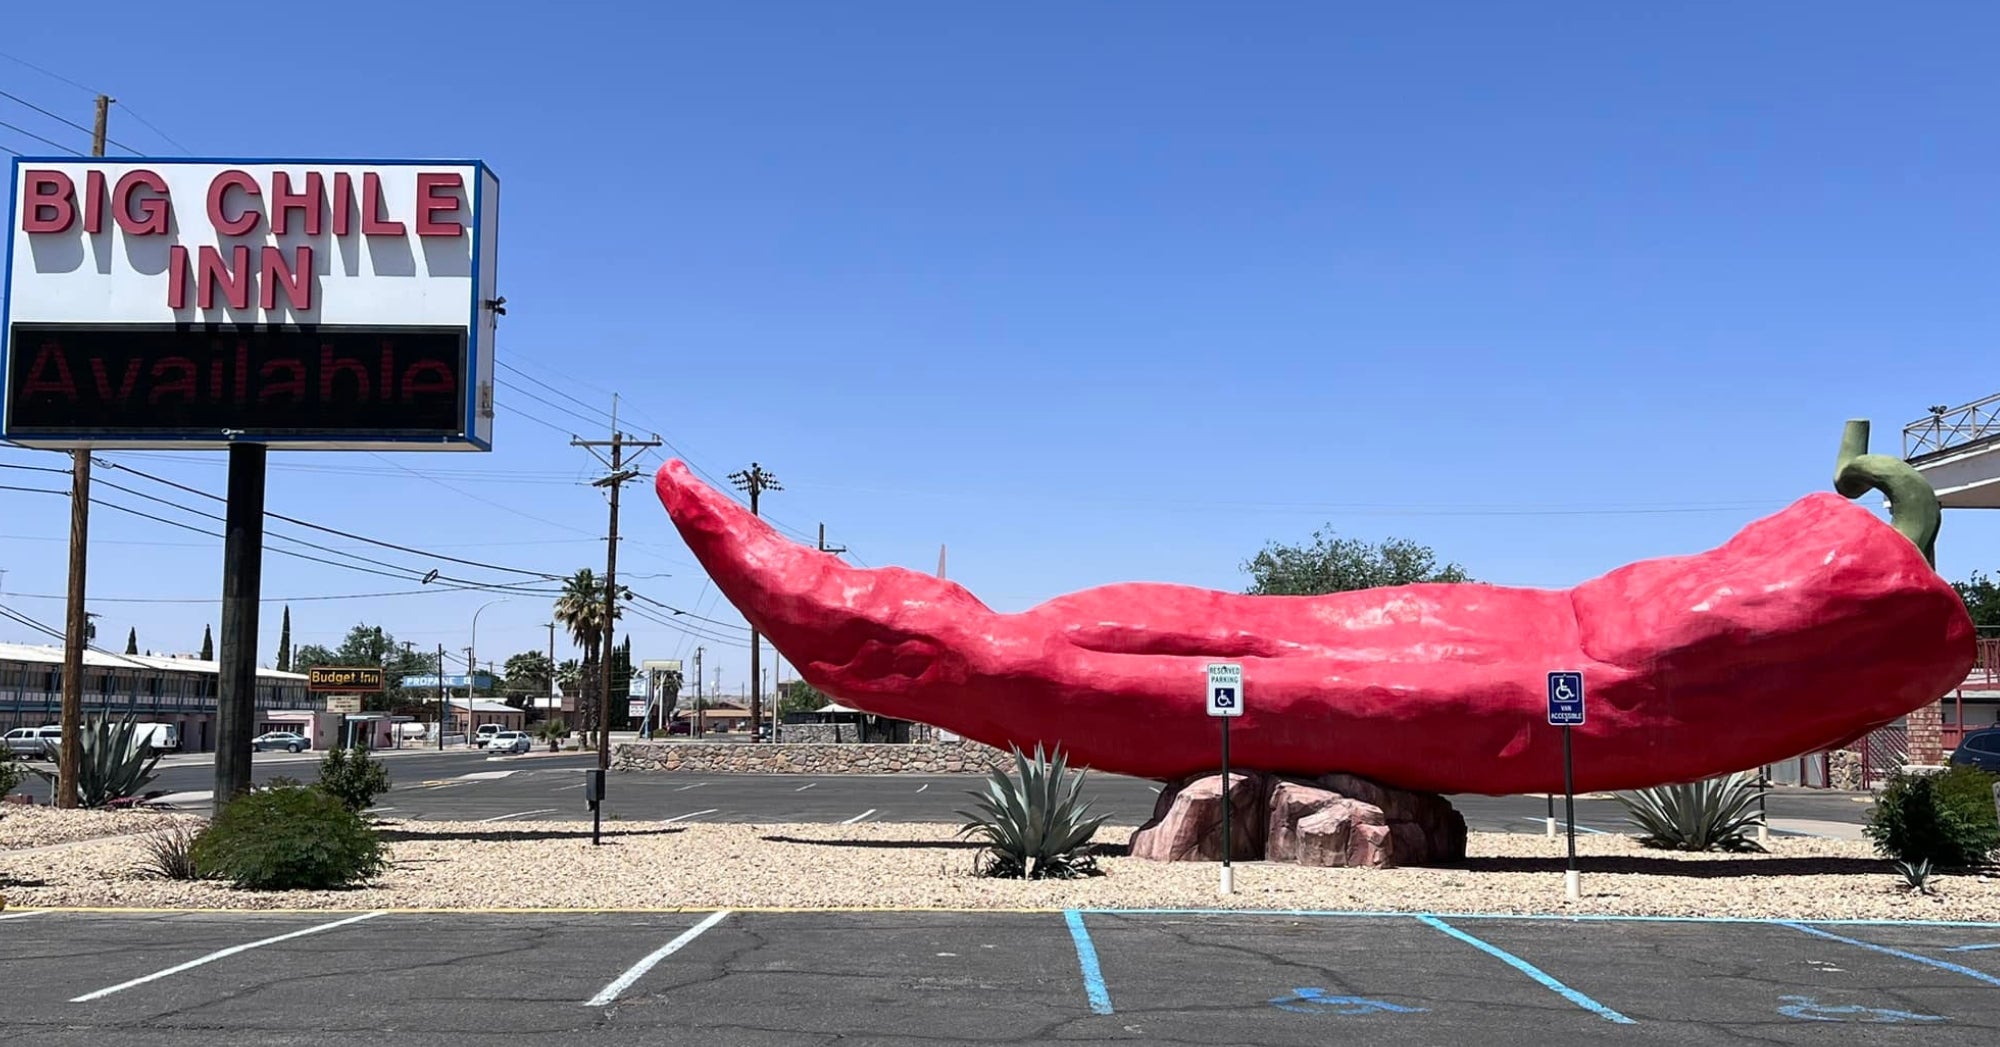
653;421;1973;794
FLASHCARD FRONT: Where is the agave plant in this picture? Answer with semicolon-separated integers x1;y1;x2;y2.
956;743;1110;879
32;714;165;809
1895;858;1938;896
1614;771;1766;852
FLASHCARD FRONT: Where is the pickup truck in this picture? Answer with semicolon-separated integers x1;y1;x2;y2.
2;722;179;758
1;725;62;760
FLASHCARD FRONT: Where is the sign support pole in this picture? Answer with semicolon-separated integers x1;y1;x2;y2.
213;442;266;806
1562;724;1578;902
1220;714;1233;896
436;645;446;751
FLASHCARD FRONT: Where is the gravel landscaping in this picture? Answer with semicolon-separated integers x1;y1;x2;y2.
1;806;203;852
4;818;1997;919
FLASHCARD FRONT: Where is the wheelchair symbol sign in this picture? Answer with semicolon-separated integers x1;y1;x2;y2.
1206;663;1243;717
1547;670;1585;726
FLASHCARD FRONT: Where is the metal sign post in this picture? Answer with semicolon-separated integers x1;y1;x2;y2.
1546;670;1586;902
1206;662;1244;896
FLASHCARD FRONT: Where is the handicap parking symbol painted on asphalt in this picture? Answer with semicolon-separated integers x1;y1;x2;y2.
1777;995;1945;1024
1270;988;1428;1015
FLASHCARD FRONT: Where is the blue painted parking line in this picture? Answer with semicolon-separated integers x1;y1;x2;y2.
1517;816;1610;835
1415;915;1636;1024
1073;908;2000;929
1781;923;2000;988
1948;943;2000;952
1063;910;1114;1015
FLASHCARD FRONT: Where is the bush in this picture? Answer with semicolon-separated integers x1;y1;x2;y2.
316;746;391;812
142;824;204;881
1614;772;1766;852
191;785;386;890
535;719;569;752
956;743;1109;879
1865;766;2000;869
0;752;24;797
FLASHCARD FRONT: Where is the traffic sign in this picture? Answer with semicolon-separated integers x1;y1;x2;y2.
1207;663;1244;718
1547;671;1585;726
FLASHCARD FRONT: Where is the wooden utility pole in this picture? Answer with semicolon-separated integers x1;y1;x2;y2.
573;398;660;769
692;645;704;738
56;95;114;808
546;621;557;721
729;463;780;740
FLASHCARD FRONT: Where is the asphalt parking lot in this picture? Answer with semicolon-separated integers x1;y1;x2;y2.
1;909;1994;1045
354;762;1872;838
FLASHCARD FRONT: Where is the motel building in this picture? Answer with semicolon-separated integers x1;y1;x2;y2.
0;642;329;752
1904;396;2000;758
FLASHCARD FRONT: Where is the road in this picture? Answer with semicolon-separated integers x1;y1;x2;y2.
2;909;1995;1045
3;745;1875;836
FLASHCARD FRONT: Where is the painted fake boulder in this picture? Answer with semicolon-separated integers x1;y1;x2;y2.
651;422;1974;794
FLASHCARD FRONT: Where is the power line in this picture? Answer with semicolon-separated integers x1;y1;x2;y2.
0;49;100;95
497;362;615;424
0;116;82;154
0;88;136;151
496;377;612;431
112;100;190;153
95;458;568;580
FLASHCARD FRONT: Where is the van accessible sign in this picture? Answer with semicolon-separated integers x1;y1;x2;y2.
3;158;500;450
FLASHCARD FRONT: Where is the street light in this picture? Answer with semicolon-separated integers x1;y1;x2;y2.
468;598;510;743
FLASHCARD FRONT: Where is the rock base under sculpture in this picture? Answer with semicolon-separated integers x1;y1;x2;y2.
1128;771;1467;868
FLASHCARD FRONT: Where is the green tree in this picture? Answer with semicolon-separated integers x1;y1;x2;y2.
553;569;622;739
779;678;831;717
555;658;582;696
199;624;213;660
609;637;634;726
1953;571;2000;631
295;624;439;711
124;627;138;656
1242;528;1470;596
276;606;292;671
502;650;555;709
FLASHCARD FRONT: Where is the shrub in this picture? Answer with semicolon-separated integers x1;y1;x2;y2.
191;785;386;890
316;746;391;813
956;743;1109;879
535;719;569;752
1614;772;1765;852
30;714;162;808
142;824;204;881
0;752;24;798
1865;766;2000;869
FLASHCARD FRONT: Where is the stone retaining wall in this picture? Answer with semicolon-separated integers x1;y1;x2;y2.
612;738;1015;775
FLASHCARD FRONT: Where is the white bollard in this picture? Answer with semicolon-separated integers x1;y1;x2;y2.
1220;865;1235;896
1565;869;1581;902
1757;822;1769;844
1546;816;1558;838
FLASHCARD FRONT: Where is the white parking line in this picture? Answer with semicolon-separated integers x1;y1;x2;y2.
795;783;817;792
553;783;586;791
457;770;517;781
70;911;385;1002
916;784;929;793
840;809;877;825
0;910;43;921
675;782;708;791
363;807;396;814
664;808;719;823
585;910;732;1006
477;809;558;823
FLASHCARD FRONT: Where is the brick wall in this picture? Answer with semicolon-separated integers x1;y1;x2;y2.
1908;700;1945;765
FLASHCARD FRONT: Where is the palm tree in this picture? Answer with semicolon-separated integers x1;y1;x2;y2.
552;569;621;742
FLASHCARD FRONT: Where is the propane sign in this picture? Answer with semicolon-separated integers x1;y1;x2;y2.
3;158;500;450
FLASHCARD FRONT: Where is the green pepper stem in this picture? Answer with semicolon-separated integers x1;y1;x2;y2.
1834;419;1940;567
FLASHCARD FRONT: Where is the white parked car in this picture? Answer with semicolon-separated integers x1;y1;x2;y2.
474;724;502;748
487;730;531;754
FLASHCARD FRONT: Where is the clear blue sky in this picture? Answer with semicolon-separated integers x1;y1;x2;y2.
4;3;1999;695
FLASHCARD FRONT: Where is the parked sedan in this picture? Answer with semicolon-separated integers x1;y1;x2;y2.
251;731;310;753
1949;726;2000;773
